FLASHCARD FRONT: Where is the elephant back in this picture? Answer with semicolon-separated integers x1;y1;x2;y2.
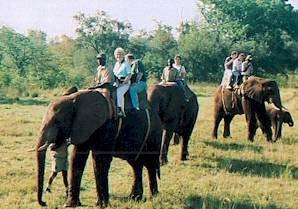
221;87;243;114
114;109;162;161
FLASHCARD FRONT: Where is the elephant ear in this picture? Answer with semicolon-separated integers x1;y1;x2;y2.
70;90;109;145
242;77;264;103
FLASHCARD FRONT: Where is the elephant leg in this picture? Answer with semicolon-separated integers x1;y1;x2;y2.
242;99;257;142
255;104;273;142
92;153;112;209
145;163;158;196
160;130;174;165
180;133;190;161
223;115;234;138
277;125;282;139
173;133;180;145
212;110;223;139
65;145;89;207
129;162;143;201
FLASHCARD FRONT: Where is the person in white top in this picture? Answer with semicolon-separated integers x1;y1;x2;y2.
113;47;131;117
230;53;245;88
222;51;238;88
173;55;187;80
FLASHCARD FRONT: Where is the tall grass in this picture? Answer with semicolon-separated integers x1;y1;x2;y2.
0;84;297;209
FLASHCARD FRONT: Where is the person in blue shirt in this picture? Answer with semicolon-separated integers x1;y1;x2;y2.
113;47;131;117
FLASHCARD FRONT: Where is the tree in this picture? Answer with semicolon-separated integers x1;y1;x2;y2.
74;11;132;67
198;0;298;74
143;23;177;78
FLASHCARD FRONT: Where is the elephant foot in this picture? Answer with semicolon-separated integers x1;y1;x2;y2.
180;149;189;161
211;134;218;139
129;192;143;201
96;200;110;209
160;158;168;166
223;134;231;138
151;189;159;197
248;137;254;142
64;198;82;208
181;155;189;161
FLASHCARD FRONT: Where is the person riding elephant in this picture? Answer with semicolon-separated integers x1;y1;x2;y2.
34;87;162;208
212;76;283;142
148;83;199;165
265;104;294;140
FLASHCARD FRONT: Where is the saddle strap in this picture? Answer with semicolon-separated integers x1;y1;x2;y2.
134;108;151;161
222;87;229;115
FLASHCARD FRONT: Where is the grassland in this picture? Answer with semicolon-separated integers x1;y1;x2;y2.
0;84;297;209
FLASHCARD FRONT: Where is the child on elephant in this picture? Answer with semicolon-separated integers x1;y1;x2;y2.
45;141;69;196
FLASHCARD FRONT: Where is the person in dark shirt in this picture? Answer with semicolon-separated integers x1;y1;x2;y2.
126;53;147;111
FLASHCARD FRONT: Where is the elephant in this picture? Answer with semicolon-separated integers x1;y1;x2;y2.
265;104;294;139
35;88;162;208
148;83;199;164
212;76;283;142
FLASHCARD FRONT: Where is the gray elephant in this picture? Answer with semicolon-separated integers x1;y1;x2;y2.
212;76;283;142
35;88;162;208
265;104;294;140
148;84;199;164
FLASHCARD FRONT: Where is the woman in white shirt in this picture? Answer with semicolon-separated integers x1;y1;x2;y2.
113;47;131;117
173;55;187;80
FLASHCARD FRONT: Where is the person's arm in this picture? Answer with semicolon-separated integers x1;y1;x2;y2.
136;72;143;82
180;66;187;79
224;57;233;69
161;68;166;82
232;59;238;71
122;63;132;84
242;62;247;72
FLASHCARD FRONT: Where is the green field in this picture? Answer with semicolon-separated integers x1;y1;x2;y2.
0;84;297;209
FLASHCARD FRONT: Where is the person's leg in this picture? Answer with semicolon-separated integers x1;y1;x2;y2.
46;171;58;192
116;84;130;115
129;82;146;110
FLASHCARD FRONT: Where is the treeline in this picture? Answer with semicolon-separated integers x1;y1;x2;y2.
0;0;297;90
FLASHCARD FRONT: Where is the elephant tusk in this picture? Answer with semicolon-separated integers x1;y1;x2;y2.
27;147;36;152
282;106;288;111
271;103;281;111
37;142;50;152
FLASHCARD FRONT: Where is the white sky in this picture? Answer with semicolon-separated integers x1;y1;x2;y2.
0;0;297;39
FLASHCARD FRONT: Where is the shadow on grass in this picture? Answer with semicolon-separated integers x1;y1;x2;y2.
207;156;298;179
0;96;48;106
184;194;279;209
203;141;263;153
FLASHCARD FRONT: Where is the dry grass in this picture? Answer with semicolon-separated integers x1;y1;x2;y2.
0;85;297;209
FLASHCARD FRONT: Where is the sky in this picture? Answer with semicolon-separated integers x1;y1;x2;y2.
0;0;297;39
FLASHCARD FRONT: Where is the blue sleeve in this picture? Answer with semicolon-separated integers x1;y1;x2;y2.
125;62;131;74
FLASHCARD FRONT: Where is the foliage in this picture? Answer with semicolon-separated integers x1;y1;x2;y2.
197;0;298;75
74;10;132;66
1;4;298;90
143;23;177;78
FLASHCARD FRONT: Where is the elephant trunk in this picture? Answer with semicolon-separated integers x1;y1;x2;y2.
269;89;282;111
273;119;282;142
36;134;48;206
288;121;294;127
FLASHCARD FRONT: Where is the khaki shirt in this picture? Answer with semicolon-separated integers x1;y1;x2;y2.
161;67;179;82
96;65;114;84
